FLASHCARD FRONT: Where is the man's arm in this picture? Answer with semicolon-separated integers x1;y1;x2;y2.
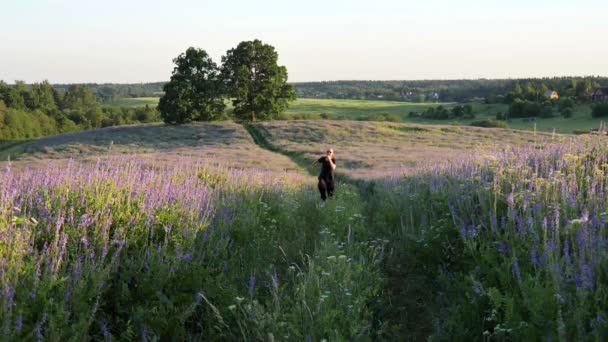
308;158;322;169
328;158;336;171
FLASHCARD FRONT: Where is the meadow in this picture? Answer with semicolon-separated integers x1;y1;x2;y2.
106;97;601;134
2;119;608;340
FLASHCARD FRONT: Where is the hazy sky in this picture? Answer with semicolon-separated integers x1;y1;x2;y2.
1;0;606;83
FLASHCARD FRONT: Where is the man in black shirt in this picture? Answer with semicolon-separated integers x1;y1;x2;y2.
314;148;336;201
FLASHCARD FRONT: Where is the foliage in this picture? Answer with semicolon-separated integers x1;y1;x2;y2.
366;142;608;339
0;81;162;140
470;119;508;128
509;99;542;118
591;103;608;118
221;39;296;122
158;48;226;124
0;158;383;340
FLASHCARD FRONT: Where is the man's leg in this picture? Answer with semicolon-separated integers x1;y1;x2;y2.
327;179;335;198
318;179;327;200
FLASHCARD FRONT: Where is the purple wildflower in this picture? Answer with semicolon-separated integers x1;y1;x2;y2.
497;241;508;256
472;284;481;295
14;315;22;332
195;291;205;303
512;257;521;281
98;320;111;340
248;274;256;296
531;248;540;266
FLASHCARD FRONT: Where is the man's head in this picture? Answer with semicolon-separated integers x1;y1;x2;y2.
326;148;334;157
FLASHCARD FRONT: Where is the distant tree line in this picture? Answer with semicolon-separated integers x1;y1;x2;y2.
158;40;296;124
83;77;608;104
295;77;608;103
0;81;159;140
408;104;474;120
53;82;165;103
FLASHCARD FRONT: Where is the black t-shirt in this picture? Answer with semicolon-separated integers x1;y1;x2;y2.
318;157;336;180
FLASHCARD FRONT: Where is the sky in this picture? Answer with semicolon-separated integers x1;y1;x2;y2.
0;0;606;83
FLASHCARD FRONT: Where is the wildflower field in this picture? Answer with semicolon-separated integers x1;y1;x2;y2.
2;121;608;340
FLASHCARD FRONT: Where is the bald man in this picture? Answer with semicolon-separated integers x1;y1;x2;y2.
315;148;336;201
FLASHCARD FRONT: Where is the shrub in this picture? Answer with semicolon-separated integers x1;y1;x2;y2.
591;103;608;118
509;99;541;118
558;97;575;111
539;106;553;118
470;119;508;128
561;107;573;118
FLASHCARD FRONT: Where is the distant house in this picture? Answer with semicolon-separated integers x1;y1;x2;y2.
544;90;559;100
426;92;440;101
590;88;608;101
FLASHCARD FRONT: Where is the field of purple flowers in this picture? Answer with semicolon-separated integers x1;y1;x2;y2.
0;156;385;340
368;138;608;339
3;129;608;340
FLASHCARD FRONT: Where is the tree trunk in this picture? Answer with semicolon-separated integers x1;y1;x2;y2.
251;111;256;123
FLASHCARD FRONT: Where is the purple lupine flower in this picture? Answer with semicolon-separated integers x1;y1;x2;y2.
497;241;508;256
248;274;256;296
531;249;540;266
533;202;542;215
98;320;111;340
580;263;594;290
33;313;47;341
472;284;481;295
512;257;521;281
14;315;22;332
195;291;205;303
141;325;148;342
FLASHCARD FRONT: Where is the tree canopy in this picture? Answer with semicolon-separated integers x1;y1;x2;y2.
221;39;295;122
158;48;226;124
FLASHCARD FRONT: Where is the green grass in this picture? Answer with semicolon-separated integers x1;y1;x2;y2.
105;97;160;107
285;98;450;118
106;97;604;134
2;118;605;340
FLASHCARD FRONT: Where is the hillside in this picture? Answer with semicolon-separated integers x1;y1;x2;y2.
2;120;569;179
251;120;563;178
0;122;302;174
105;97;603;134
2;119;606;340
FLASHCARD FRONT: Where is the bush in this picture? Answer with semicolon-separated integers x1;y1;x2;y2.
591;103;608;118
495;112;504;120
539;106;553;118
558;97;575;111
561;107;574;118
509;99;543;118
361;113;401;122
470;119;508;128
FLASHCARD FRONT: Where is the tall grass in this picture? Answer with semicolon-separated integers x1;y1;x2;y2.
5;135;608;340
0;157;383;340
366;139;608;339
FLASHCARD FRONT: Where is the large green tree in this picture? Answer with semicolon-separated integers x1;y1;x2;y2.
221;39;295;122
158;47;225;124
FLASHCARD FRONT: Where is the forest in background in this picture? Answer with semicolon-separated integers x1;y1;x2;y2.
46;77;608;103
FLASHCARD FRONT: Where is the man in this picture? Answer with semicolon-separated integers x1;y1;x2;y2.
313;148;336;201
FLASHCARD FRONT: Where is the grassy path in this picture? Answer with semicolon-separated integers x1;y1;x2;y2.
244;123;436;338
